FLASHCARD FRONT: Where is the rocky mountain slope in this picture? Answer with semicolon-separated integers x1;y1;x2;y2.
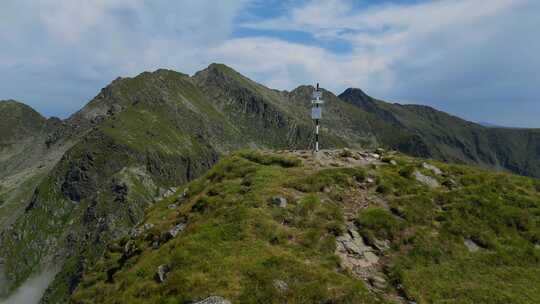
339;88;540;177
1;65;369;303
0;100;78;229
1;63;540;303
72;150;540;304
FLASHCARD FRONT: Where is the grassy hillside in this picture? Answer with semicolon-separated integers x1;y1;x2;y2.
2;66;369;303
0;70;247;303
3;64;540;303
72;150;540;304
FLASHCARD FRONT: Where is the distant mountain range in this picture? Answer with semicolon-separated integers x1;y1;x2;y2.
1;63;539;303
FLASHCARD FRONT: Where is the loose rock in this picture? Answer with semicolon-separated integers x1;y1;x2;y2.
270;196;287;208
422;162;443;175
155;264;169;283
335;226;379;268
194;296;232;304
370;153;381;159
464;239;480;252
130;223;154;238
273;279;289;293
340;148;353;158
169;223;186;238
414;170;439;188
123;240;137;257
373;238;390;252
442;178;458;189
370;274;387;289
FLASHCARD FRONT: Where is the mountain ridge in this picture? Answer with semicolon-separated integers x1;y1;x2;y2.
1;63;540;303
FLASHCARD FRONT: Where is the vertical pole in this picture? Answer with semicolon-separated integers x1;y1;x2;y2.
315;83;320;153
315;118;319;152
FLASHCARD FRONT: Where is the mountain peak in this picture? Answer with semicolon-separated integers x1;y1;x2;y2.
338;88;372;105
0;99;45;121
205;62;236;73
193;62;243;81
0;100;47;142
0;99;40;112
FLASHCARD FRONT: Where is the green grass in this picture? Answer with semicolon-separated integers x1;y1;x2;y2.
72;151;381;304
366;157;540;304
72;151;540;303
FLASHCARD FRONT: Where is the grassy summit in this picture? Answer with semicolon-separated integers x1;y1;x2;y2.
72;150;540;304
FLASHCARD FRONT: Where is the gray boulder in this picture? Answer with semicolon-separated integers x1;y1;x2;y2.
464;239;480;252
169;223;186;238
155;264;169;283
270;196;287;208
414;170;439;188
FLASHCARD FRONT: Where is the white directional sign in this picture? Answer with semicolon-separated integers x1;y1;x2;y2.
312;107;322;119
312;83;324;153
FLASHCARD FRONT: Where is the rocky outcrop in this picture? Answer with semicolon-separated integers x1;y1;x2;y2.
336;226;379;269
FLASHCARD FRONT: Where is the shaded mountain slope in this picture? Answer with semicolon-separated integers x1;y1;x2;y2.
0;101;79;230
339;88;540;177
72;150;540;304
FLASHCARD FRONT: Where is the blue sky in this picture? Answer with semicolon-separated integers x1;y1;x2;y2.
1;0;539;127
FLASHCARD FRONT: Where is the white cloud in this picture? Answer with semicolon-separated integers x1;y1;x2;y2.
210;37;394;93
234;0;540;127
239;0;530;90
0;0;539;126
0;268;58;304
0;0;249;116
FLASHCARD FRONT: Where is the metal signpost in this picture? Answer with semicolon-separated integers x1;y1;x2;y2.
311;83;324;152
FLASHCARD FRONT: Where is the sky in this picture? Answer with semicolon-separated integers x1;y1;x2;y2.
1;0;539;127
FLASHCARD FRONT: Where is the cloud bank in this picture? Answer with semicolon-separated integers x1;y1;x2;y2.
0;268;57;304
0;0;539;127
